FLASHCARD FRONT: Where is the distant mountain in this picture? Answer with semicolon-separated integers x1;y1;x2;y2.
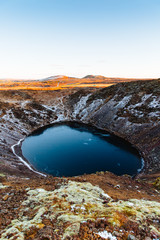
38;75;69;81
83;75;106;79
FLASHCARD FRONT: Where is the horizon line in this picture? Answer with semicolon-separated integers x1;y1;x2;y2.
0;74;158;81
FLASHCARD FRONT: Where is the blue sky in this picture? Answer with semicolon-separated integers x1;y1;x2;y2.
0;0;160;79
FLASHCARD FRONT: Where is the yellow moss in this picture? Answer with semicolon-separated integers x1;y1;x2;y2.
108;199;160;222
108;213;122;227
63;223;80;239
149;225;160;236
153;177;160;190
37;223;45;229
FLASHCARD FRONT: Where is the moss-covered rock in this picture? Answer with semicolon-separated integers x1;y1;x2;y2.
1;180;160;239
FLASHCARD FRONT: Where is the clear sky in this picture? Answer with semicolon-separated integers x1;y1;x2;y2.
0;0;160;79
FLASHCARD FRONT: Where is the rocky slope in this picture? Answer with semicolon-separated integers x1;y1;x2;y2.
67;80;160;175
0;79;160;239
1;80;159;176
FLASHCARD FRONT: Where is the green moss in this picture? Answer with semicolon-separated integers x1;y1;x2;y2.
0;173;5;177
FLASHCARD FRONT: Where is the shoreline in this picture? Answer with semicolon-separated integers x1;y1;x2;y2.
11;120;145;179
11;138;47;177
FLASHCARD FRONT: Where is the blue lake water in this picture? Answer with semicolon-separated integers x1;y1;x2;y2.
21;122;142;177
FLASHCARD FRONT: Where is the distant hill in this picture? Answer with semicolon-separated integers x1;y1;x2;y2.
0;75;155;90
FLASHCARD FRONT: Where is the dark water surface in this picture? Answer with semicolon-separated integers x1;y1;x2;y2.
21;122;142;177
